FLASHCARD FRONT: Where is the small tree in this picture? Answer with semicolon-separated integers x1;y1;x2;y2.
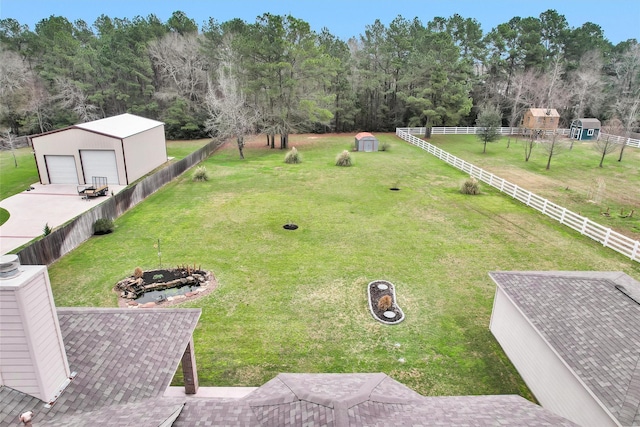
596;119;622;168
475;105;502;153
540;131;568;170
1;130;18;168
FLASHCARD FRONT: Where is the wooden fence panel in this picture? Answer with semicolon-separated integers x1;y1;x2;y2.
395;128;639;263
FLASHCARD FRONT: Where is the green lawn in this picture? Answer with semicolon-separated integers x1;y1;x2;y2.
0;147;39;201
47;134;639;398
428;134;640;238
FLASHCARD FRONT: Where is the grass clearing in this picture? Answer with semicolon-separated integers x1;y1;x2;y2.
0;147;39;200
47;133;639;398
428;134;640;237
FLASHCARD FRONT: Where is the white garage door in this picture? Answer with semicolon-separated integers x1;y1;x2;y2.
81;150;119;185
45;155;78;184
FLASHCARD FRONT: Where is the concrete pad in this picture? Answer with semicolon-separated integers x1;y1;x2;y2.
0;183;126;255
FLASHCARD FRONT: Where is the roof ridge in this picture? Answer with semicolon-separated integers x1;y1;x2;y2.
618;354;640;425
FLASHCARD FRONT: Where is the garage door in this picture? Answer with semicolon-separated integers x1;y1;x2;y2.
45;155;78;184
81;150;119;185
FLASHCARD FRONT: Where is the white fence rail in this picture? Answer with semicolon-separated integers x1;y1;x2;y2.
398;127;640;148
395;127;640;263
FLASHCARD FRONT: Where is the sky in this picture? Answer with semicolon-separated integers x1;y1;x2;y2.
1;0;639;44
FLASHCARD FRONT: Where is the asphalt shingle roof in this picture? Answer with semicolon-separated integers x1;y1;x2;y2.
0;308;200;427
490;271;640;427
574;118;601;128
0;303;580;426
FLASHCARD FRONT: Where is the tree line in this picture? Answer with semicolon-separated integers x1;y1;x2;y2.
0;10;638;144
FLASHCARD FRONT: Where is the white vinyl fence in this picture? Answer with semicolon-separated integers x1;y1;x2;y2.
403;127;640;148
395;127;640;263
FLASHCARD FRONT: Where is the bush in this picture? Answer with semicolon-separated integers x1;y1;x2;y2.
284;147;301;164
460;177;481;195
43;223;51;236
377;295;392;311
192;166;209;182
379;142;390;152
93;218;115;235
134;267;143;279
336;150;352;167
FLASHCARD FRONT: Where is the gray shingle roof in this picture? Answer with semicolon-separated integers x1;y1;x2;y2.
574;118;601;129
0;306;579;426
0;308;201;427
490;271;640;426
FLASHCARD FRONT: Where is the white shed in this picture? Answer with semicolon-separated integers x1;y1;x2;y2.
31;113;167;185
354;132;379;152
489;271;640;427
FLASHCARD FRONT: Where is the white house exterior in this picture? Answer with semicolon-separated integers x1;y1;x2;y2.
31;113;167;186
0;256;71;402
489;271;640;427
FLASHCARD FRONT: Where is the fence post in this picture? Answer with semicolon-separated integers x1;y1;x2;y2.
633;241;639;261
580;217;588;234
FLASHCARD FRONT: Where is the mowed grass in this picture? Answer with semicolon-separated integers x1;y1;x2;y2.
0;147;39;201
47;133;639;399
428;134;640;237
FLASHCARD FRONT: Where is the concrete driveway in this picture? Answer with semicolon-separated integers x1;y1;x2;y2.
0;183;125;255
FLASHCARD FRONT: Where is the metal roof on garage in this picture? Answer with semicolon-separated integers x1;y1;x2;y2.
75;113;164;139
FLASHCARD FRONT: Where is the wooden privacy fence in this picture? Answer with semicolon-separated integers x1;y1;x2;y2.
17;139;223;265
395;128;640;263
405;126;640;148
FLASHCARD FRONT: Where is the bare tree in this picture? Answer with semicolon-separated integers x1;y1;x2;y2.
25;75;52;133
204;61;259;159
568;51;605;120
595;119;622;167
54;77;99;123
505;70;532;147
1;130;19;167
148;32;208;103
0;48;30;134
614;96;639;162
610;43;640;162
540;131;568;170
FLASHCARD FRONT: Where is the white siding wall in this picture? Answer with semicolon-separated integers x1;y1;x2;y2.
0;266;70;402
490;287;617;427
32;128;125;185
122;125;167;183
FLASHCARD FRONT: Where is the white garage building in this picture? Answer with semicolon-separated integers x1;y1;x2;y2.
31;113;167;186
489;271;640;427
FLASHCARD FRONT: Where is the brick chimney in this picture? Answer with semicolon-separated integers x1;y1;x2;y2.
0;255;71;402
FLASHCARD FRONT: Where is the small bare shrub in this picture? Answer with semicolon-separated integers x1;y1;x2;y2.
192;166;209;182
378;295;392;311
379;142;390;151
336;150;352;167
134;267;143;278
284;147;301;164
460;177;480;195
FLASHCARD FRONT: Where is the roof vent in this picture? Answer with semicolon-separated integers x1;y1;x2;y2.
0;254;21;279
